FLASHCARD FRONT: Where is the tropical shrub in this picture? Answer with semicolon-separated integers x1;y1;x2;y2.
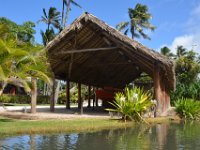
106;87;153;122
58;84;89;104
171;80;200;105
58;87;79;104
0;94;49;104
175;98;200;120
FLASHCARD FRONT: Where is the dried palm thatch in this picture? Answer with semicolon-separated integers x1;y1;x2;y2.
47;12;175;91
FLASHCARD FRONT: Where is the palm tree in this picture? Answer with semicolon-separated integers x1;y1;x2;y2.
0;24;52;113
19;46;52;113
40;28;56;46
38;7;62;32
63;0;82;28
160;46;174;58
116;3;156;40
176;46;187;58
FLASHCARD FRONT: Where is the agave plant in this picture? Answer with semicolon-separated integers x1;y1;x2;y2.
106;87;153;122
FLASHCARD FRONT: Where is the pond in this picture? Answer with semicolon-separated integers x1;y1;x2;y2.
1;122;200;150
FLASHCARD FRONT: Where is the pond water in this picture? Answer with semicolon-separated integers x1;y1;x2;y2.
1;122;200;150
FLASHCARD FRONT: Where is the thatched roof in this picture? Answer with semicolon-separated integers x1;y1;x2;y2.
47;12;175;91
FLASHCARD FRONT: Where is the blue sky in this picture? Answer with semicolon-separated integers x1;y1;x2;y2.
0;0;200;53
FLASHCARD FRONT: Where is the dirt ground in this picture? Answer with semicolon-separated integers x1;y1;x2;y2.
0;105;112;120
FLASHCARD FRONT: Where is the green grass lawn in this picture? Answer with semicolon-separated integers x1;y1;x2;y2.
0;117;134;138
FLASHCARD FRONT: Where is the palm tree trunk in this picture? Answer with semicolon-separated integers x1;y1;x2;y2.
64;0;71;27
47;23;50;32
54;80;60;104
61;0;65;28
0;82;7;96
31;78;37;113
50;78;56;112
132;26;135;39
0;90;3;96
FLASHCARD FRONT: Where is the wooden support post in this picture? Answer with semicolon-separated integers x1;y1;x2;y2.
93;87;95;110
66;80;70;109
153;64;170;116
78;83;82;109
96;87;98;107
50;78;55;112
87;85;91;108
78;83;83;114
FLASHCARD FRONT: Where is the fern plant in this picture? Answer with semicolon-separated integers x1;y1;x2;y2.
106;87;153;122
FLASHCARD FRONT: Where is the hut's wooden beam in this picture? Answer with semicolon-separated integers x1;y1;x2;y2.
120;47;153;76
58;47;118;54
66;80;70;109
56;61;136;67
101;31;155;64
68;54;74;78
102;37;112;46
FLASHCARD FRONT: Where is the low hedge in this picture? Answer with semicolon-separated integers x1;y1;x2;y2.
0;94;50;104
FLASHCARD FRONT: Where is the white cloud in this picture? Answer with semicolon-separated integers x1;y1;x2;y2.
163;3;200;54
169;34;200;54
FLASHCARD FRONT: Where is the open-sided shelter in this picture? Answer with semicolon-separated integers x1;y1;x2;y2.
47;12;175;115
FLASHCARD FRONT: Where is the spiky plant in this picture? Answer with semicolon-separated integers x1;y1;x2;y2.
106;87;153;122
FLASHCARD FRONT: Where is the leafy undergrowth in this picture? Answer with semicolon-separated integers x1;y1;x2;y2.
175;98;200;120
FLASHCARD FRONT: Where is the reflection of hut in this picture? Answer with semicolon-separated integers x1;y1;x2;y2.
47;13;175;116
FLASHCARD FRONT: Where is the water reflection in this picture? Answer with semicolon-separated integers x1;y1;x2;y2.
1;122;200;150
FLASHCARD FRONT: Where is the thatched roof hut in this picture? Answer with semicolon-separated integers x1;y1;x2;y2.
47;12;175;115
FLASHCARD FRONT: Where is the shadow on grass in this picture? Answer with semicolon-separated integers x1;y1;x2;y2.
0;117;14;122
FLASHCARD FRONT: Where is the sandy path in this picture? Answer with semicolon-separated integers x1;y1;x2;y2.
0;105;111;120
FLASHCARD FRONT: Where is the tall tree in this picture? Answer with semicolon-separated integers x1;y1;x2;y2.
0;23;52;113
63;0;82;28
175;48;200;84
38;7;63;108
40;28;56;46
38;7;62;32
116;3;156;40
0;17;36;43
176;46;187;58
160;46;174;58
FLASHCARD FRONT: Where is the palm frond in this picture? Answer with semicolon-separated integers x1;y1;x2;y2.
116;22;129;31
71;0;82;8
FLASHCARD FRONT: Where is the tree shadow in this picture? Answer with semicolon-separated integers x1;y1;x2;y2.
0;117;14;122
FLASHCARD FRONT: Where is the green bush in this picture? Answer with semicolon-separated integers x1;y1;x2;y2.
37;95;50;104
58;85;89;104
0;94;50;104
171;80;200;104
58;88;78;104
175;98;200;120
106;87;153;122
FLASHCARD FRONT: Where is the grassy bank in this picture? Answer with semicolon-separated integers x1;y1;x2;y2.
0;117;134;138
0;116;179;138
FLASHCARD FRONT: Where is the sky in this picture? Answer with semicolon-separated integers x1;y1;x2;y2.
0;0;200;54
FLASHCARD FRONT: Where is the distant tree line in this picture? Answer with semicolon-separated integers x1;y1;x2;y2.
160;46;200;102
